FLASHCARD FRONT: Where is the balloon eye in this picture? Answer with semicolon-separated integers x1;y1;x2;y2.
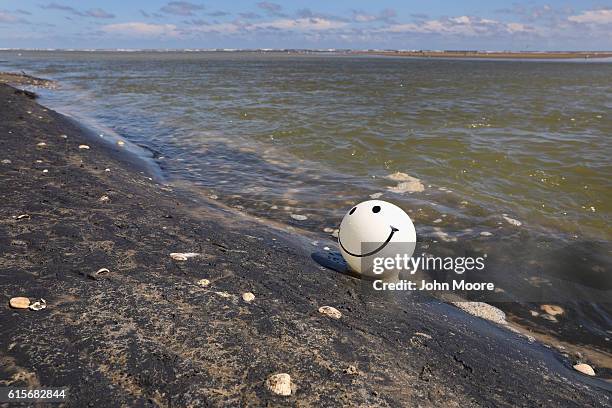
372;205;381;213
349;207;357;215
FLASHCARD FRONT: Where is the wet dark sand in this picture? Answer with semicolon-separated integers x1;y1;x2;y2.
0;82;611;406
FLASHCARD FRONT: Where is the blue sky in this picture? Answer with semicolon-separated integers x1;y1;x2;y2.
1;1;611;50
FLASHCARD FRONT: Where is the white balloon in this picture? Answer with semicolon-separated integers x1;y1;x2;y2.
338;200;416;276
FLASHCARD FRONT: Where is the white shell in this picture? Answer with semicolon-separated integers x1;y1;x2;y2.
170;252;199;261
266;373;293;396
338;200;416;275
78;145;90;150
318;306;342;319
29;298;46;311
242;292;255;302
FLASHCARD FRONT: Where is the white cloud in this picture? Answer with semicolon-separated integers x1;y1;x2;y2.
568;9;612;24
0;11;18;23
160;1;204;16
383;16;533;35
252;17;346;31
102;22;179;37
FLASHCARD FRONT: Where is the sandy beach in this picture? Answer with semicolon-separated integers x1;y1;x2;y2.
0;79;610;406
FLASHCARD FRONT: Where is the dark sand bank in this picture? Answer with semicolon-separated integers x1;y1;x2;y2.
0;82;611;407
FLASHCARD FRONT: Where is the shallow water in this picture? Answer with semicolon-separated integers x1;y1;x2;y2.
1;51;611;356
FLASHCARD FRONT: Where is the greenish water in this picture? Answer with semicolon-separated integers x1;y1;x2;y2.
1;51;609;244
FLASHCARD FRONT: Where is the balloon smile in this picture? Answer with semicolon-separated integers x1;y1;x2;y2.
338;226;399;258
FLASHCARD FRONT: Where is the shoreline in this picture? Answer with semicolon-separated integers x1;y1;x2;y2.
354;50;612;60
1;81;611;405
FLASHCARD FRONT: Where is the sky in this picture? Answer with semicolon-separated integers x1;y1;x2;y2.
1;1;611;50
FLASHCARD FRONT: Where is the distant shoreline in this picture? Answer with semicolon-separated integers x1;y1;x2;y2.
1;49;611;60
355;50;612;59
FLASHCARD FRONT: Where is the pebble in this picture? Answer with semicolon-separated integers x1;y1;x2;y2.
573;363;595;376
387;180;425;193
502;215;522;226
480;231;493;236
29;299;46;311
540;304;564;316
433;218;442;223
541;313;558;322
290;214;308;221
9;297;30;309
36;142;46;147
323;227;334;233
344;365;359;375
42;169;48;174
104;168;111;172
452;302;506;325
384;172;418;182
242;292;255;302
318;305;342;319
265;373;293;396
170;252;199;261
530;310;539;317
99;195;110;202
78;145;90;150
1;159;12;164
369;192;383;199
117;140;125;146
60;134;68;139
197;279;210;287
331;229;339;238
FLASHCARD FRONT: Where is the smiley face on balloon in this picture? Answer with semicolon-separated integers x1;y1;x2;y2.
338;200;416;276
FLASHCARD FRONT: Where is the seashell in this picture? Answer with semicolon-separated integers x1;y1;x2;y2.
197;279;210;287
78;145;90;150
170;252;199;261
344;365;358;375
215;291;231;298
60;134;68;139
318;305;342;319
117;140;125;146
242;292;255;302
36;142;46;147
42;169;48;174
104;168;111;172
265;373;293;396
16;214;30;220
99;195;110;202
540;304;564;316
29;299;46;311
1;159;12;164
290;214;307;221
502;215;522;226
369;192;383;199
9;297;30;309
573;363;595;376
